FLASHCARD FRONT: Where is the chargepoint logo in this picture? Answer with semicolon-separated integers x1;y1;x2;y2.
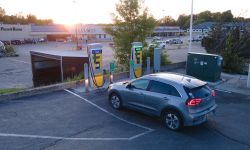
0;27;22;31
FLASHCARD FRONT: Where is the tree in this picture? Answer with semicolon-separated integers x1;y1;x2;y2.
26;14;37;24
0;6;5;21
104;0;156;69
0;7;5;16
158;16;176;26
203;23;226;54
221;29;244;73
176;14;190;29
203;24;250;73
196;11;213;23
221;10;233;22
0;6;53;25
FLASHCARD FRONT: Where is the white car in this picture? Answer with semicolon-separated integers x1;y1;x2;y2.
0;41;5;50
192;36;203;42
166;38;183;44
153;36;162;40
150;40;166;49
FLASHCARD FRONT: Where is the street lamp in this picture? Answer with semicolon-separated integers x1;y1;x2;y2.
73;0;80;50
188;0;194;52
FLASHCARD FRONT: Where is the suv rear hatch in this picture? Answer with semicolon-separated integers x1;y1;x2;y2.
184;85;216;114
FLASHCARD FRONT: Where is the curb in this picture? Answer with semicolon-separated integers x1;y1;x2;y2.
0;62;186;101
0;80;85;101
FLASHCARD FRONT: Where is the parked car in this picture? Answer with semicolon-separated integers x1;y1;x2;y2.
150;40;166;49
1;40;11;45
38;38;46;42
24;39;34;44
108;72;217;131
166;38;183;44
153;36;162;40
0;41;5;50
11;40;22;45
192;36;203;42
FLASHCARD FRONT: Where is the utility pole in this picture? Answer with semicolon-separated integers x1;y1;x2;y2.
73;0;79;50
188;0;194;52
75;23;79;49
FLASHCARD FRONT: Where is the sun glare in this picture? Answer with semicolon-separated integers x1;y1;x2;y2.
45;0;115;25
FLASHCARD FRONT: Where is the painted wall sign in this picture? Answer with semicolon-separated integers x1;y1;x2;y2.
0;27;23;31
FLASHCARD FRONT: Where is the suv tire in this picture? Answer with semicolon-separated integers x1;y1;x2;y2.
163;111;182;131
109;93;122;110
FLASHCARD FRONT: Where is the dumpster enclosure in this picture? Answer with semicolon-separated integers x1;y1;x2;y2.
30;50;88;87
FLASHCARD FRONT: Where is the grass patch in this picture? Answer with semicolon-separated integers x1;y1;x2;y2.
64;73;84;82
0;88;22;95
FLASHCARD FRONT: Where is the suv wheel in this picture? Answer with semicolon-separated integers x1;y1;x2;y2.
109;93;122;110
163;111;182;131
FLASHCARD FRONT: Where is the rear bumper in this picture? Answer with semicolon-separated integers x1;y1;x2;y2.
184;104;217;126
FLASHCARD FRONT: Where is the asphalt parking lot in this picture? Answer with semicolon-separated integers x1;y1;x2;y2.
0;89;250;150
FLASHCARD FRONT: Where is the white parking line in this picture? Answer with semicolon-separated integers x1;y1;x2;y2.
64;89;154;131
64;89;154;138
0;133;129;141
0;90;154;141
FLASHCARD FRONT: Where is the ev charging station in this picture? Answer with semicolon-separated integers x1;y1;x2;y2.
130;42;143;79
87;43;103;88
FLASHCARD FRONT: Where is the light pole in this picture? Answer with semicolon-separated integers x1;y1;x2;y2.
162;9;166;37
188;0;194;52
73;0;79;50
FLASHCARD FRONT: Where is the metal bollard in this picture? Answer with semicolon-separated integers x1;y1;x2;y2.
147;57;150;74
84;63;89;92
110;73;113;84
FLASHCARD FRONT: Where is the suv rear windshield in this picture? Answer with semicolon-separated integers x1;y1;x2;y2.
184;85;211;99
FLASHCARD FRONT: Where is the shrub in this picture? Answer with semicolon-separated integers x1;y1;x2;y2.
0;45;17;57
5;45;16;55
65;72;84;82
221;50;245;73
142;47;171;68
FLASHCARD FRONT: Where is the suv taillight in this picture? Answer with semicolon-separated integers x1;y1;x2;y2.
211;90;216;97
186;98;202;106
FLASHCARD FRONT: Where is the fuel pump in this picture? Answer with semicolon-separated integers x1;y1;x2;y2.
87;43;104;88
130;42;143;79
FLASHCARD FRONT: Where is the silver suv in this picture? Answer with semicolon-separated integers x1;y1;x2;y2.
108;72;217;131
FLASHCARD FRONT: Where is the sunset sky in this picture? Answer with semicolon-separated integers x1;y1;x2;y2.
1;0;249;24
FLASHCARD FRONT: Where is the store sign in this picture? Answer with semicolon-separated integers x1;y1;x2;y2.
0;27;22;31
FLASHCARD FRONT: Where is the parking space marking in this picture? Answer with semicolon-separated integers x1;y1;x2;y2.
0;90;154;141
65;89;154;131
0;133;129;141
7;58;31;65
64;89;154;137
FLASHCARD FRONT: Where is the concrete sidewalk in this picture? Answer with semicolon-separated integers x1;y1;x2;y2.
73;68;250;96
172;69;250;96
214;73;250;96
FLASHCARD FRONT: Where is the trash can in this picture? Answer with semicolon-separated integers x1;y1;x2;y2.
186;52;223;82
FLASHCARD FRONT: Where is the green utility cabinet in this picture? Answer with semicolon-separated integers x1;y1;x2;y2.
186;52;223;82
